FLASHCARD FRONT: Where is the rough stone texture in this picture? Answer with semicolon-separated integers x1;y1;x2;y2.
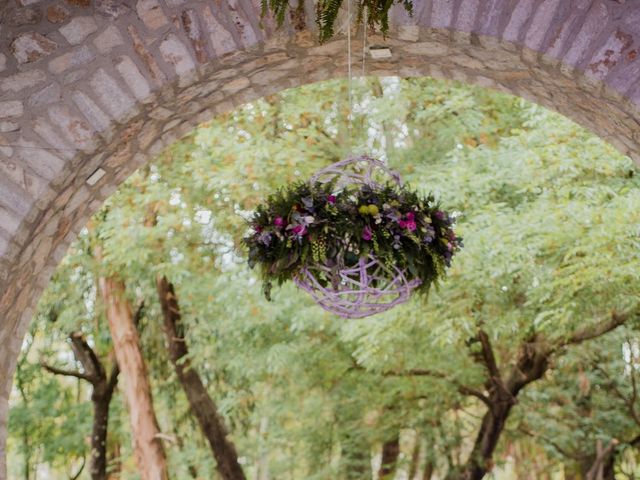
2;1;640;477
10;32;57;64
93;25;124;54
48;45;95;74
47;5;70;24
58;16;98;45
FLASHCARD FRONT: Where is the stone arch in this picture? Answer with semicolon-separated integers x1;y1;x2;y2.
1;0;640;475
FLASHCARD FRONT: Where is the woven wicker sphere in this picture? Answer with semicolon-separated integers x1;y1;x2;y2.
293;156;422;319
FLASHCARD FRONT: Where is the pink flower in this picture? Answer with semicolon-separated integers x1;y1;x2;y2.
327;195;336;204
362;225;373;241
274;217;284;227
398;220;407;229
292;224;307;236
406;212;415;221
406;220;417;232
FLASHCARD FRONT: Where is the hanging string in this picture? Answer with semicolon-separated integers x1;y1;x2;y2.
346;0;353;152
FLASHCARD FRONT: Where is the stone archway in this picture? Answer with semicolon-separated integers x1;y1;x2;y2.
1;0;640;475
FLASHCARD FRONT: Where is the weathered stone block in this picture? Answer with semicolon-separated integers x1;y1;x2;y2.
586;29;634;81
202;7;236;56
31;118;75;161
10;32;57;64
28;83;62;107
127;25;167;83
90;69;136;121
46;5;70;24
59;17;98;45
431;0;454;29
96;0;130;18
402;42;450;56
227;0;259;48
72;91;112;134
0;122;19;133
48;105;95;150
48;45;95;75
115;56;152;101
563;3;609;67
94;26;124;54
159;34;196;76
182;9;208;64
524;0;561;51
0;102;24;119
0;70;48;93
397;25;419;42
8;7;41;26
136;0;168;30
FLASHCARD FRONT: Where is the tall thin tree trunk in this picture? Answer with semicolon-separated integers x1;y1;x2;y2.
156;276;246;480
407;435;421;480
378;436;400;479
90;395;112;479
421;461;434;480
42;332;119;480
99;276;168;480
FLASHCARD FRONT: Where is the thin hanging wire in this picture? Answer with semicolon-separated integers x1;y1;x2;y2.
346;0;353;152
346;1;369;155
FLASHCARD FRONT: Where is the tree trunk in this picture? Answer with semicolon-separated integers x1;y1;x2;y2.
99;276;168;480
156;276;246;480
378;436;400;479
407;435;421;480
90;393;112;479
42;332;119;480
451;334;550;480
422;462;434;480
585;440;618;480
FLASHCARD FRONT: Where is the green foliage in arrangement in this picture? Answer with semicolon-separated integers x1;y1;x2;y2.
262;0;413;42
7;77;640;479
245;175;461;299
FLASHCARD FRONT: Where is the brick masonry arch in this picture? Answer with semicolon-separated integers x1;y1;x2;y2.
1;0;640;475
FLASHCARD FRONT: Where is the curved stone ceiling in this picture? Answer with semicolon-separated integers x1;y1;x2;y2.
1;0;640;475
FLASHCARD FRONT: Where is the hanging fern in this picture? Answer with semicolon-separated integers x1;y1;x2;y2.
262;0;413;43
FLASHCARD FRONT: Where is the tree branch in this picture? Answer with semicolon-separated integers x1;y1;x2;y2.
106;361;120;397
477;329;502;383
69;332;104;384
557;309;636;349
382;369;493;408
41;363;94;383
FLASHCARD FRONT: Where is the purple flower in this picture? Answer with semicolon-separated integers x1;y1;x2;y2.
327;195;336;204
301;196;314;210
362;225;373;241
274;217;284;227
257;232;272;246
423;225;435;244
386;210;401;222
434;211;445;221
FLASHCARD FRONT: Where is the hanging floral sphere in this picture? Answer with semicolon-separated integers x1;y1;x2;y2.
244;156;462;319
